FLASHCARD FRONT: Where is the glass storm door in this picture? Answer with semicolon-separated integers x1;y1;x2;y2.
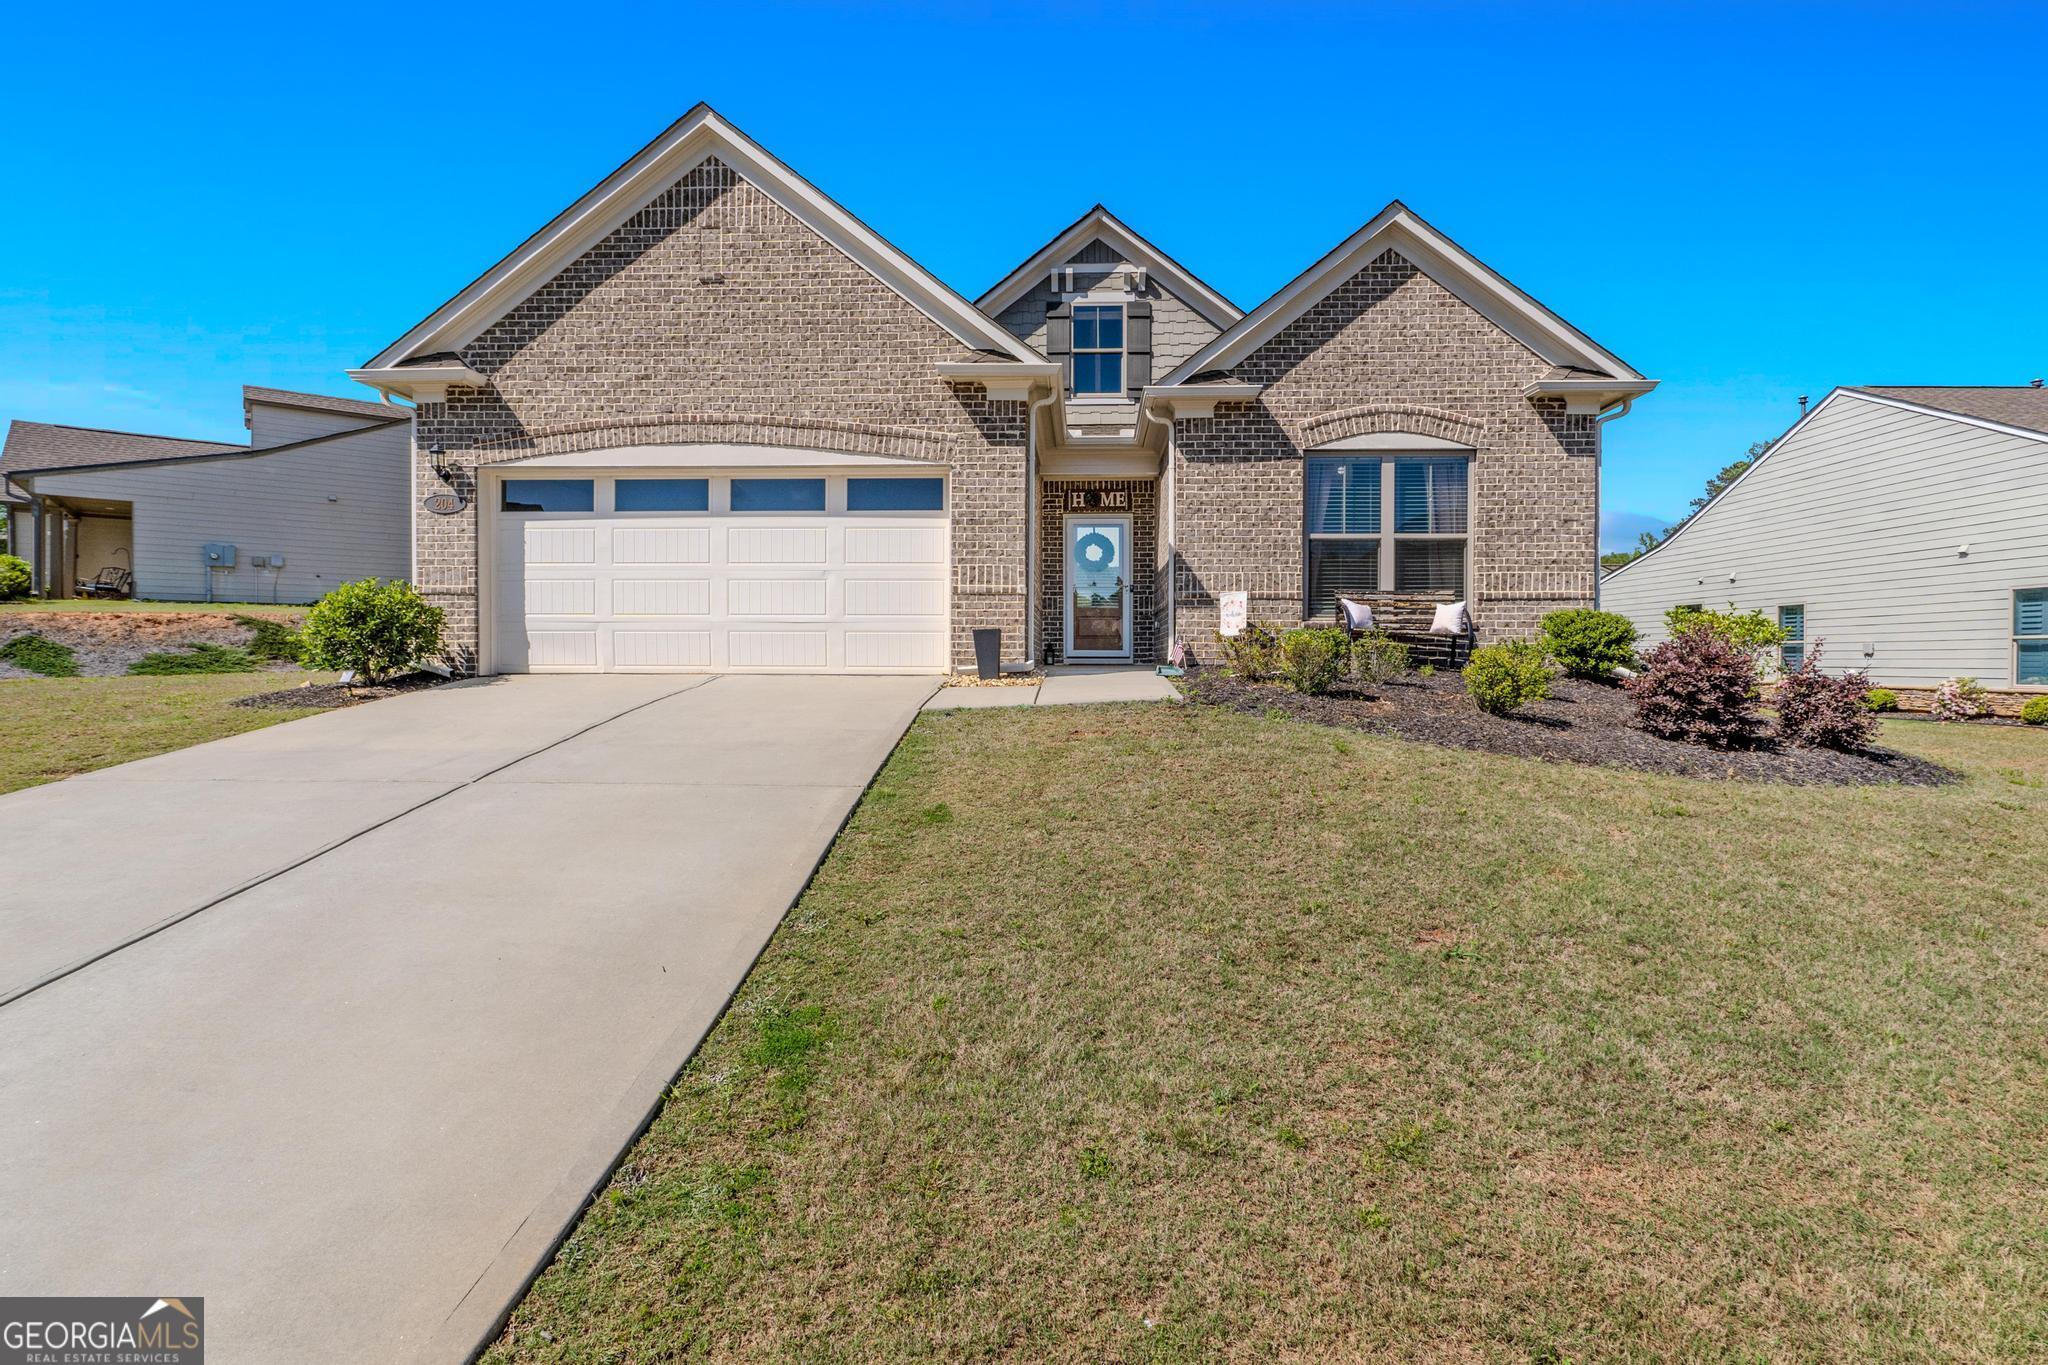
1064;517;1131;659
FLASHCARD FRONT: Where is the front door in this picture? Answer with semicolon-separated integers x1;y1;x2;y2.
1063;516;1132;660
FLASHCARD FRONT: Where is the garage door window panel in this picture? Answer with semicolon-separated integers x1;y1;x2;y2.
615;478;709;512
502;479;594;512
847;477;944;512
731;478;826;513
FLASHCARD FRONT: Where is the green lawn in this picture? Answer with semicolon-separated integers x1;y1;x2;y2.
0;598;304;618
487;708;2047;1364
0;672;330;793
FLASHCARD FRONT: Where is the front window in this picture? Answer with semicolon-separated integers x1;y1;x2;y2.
1304;455;1468;614
2016;588;2048;686
1072;304;1124;396
1779;604;1806;671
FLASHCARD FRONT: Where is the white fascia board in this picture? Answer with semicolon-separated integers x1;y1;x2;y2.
1161;204;1644;386
1141;382;1265;417
935;361;1062;403
363;105;1039;372
348;362;488;403
975;207;1243;331
1522;376;1660;414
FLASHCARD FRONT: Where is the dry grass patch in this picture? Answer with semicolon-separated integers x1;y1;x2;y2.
488;709;2048;1364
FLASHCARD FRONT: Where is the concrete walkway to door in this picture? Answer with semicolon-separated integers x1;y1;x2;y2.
0;673;933;1365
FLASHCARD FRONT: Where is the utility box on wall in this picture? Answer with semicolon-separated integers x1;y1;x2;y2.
203;542;237;568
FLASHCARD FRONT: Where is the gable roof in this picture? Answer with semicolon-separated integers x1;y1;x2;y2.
2;421;244;478
1852;385;2048;436
1160;201;1646;386
359;104;1039;379
243;386;409;423
975;205;1242;331
1604;384;2048;581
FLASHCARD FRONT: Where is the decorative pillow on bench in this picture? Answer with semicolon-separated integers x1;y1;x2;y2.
1429;601;1470;637
1338;597;1375;633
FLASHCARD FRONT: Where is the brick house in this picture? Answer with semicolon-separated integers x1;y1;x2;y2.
353;105;1653;674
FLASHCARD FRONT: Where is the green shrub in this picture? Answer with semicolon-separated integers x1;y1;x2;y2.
232;613;304;663
1663;604;1788;655
0;632;79;676
1350;630;1411;685
1216;621;1281;682
128;643;261;675
1462;640;1554;715
301;578;445;682
1278;627;1348;696
1540;608;1638;680
0;554;29;600
1862;687;1899;713
2022;696;2048;726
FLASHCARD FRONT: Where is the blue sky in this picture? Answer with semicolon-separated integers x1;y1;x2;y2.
4;1;2043;546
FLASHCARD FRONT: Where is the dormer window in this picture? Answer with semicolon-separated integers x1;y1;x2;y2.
1072;305;1124;395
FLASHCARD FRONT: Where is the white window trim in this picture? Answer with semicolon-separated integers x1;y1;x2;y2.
1071;301;1126;398
1304;454;1470;614
2015;587;2048;690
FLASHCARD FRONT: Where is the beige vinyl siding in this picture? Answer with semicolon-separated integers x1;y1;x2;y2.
1602;393;2048;688
245;401;398;448
29;422;410;604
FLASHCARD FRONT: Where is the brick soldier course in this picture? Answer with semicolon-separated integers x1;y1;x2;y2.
358;106;1651;675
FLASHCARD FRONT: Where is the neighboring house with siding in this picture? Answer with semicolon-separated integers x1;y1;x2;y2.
1602;384;2048;704
350;105;1653;675
1;387;412;602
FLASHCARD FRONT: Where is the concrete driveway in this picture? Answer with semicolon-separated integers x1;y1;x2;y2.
0;673;933;1364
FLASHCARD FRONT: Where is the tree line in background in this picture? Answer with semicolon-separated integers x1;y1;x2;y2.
1602;438;1775;573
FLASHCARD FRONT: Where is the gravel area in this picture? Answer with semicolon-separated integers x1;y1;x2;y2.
230;673;446;710
0;612;290;678
1185;668;1960;787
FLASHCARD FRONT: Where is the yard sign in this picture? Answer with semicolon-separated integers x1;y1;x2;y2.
1218;591;1248;637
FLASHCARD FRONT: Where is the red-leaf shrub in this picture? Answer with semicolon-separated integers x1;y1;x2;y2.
1625;624;1763;747
1772;644;1877;750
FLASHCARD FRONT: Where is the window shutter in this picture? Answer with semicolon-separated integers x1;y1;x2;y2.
1046;302;1072;393
1125;300;1152;396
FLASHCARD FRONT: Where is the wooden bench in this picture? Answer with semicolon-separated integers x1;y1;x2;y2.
1334;596;1476;669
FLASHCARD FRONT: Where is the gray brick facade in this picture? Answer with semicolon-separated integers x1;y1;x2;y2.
410;158;1027;672
1171;248;1599;660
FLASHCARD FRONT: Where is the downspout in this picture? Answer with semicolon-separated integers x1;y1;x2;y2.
27;491;44;597
1592;395;1635;609
1025;386;1059;668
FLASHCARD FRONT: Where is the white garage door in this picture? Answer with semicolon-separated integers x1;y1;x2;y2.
491;471;949;674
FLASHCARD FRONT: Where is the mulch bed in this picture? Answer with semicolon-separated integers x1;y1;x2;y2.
1185;668;1960;787
230;673;447;711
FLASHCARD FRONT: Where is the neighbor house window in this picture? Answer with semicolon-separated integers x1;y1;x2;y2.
614;478;708;512
730;478;825;512
1072;304;1124;396
1305;455;1469;615
1779;604;1806;671
847;477;944;512
2016;588;2048;686
501;479;593;512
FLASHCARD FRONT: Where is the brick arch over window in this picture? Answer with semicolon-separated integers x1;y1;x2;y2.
1296;402;1486;450
465;410;955;465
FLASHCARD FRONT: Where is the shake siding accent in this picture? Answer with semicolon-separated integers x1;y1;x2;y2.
1602;394;2048;687
28;422;410;603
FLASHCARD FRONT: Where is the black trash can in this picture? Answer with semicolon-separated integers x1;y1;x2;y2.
972;628;1002;681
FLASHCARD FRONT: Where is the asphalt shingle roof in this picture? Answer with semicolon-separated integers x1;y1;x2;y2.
1855;385;2048;436
242;386;410;422
1;421;245;477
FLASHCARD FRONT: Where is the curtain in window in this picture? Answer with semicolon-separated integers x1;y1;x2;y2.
1394;459;1468;534
1306;458;1380;535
